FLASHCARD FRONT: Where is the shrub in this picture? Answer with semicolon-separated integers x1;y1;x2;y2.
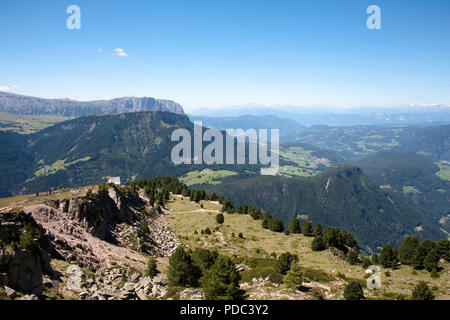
300;267;332;282
145;258;159;278
362;257;371;269
216;213;224;225
411;282;435;300
240;259;283;284
346;250;359;265
283;265;304;289
275;252;298;275
344;281;365;300
430;269;439;279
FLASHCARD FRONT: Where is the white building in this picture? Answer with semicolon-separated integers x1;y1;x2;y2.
107;177;121;185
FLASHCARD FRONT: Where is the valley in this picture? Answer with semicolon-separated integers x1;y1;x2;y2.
0;94;449;301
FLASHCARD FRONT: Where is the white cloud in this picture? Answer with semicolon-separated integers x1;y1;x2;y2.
97;48;103;52
12;85;19;88
112;48;130;58
0;85;11;91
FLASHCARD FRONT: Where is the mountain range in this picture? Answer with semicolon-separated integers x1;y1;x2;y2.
0;92;184;117
0;93;448;250
189;105;450;127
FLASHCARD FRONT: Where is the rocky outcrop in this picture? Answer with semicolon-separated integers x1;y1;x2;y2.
0;210;53;295
0;186;180;299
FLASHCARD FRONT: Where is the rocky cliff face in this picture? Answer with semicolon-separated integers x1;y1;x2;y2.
0;185;180;298
0;210;53;295
0;92;185;116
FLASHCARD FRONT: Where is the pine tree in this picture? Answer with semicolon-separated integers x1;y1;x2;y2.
283;265;304;289
200;256;243;300
313;224;323;237
371;253;379;265
340;230;358;249
268;218;284;233
191;248;218;272
423;249;438;272
250;208;261;220
148;192;155;206
436;239;450;261
145;258;159;278
168;247;201;287
379;243;396;268
324;227;344;250
398;236;420;265
311;236;327;251
287;218;301;234
301;220;313;237
222;200;234;213
412;244;428;270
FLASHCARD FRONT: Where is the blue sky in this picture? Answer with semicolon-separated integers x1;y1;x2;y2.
1;0;449;110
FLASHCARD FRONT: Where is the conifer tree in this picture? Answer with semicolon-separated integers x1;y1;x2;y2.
313;223;323;237
301;220;313;237
287;218;301;234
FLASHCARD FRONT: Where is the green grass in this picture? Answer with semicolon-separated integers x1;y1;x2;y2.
435;161;450;181
0;112;71;134
167;197;450;300
180;169;238;186
402;186;421;194
33;157;91;177
278;146;332;177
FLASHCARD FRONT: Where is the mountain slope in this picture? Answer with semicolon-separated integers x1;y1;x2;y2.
0;131;35;197
0;92;185;116
282;124;450;161
356;152;450;234
1;111;260;196
203;167;444;250
13;112;193;194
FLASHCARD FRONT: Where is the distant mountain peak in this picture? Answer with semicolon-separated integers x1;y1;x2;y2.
0;92;185;117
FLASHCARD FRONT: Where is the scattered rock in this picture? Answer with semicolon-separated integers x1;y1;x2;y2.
4;286;16;298
66;265;83;290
